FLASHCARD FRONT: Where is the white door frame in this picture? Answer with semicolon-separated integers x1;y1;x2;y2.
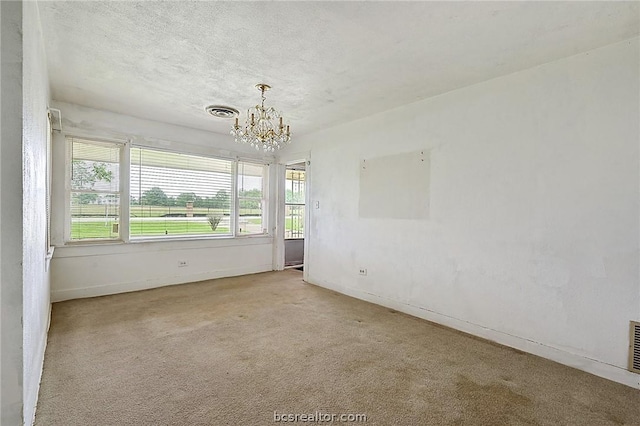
274;152;310;282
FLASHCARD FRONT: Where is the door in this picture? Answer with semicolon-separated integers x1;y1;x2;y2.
284;162;306;268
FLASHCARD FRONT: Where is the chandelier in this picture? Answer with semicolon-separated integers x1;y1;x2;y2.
231;84;292;152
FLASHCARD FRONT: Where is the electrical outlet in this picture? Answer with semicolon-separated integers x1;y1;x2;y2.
315;200;320;209
178;260;188;267
359;268;367;276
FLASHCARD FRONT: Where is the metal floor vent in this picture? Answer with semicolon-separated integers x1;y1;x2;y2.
630;321;640;374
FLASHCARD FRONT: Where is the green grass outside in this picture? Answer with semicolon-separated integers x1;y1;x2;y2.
71;220;230;239
70;208;293;240
285;217;304;229
129;220;230;236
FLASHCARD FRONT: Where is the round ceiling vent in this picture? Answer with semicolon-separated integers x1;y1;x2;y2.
205;105;239;119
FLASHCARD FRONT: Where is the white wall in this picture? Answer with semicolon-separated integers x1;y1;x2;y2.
22;1;52;424
285;239;304;266
285;38;640;388
1;2;25;424
50;102;275;302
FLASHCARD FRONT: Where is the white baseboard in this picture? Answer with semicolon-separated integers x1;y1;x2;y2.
51;264;273;302
307;276;640;390
25;303;51;426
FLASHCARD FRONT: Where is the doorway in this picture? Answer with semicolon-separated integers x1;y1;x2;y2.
284;162;306;268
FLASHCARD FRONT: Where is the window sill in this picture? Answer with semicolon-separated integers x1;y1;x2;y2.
61;233;270;246
63;239;125;247
129;234;234;244
54;234;273;258
126;233;271;244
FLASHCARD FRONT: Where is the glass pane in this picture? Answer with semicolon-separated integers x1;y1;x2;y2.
285;168;305;239
70;192;120;240
285;204;304;238
238;162;266;235
130;147;233;238
285;169;305;203
71;139;120;192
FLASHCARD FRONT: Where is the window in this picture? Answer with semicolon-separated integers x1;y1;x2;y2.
68;137;122;241
130;147;233;238
46;111;53;252
237;161;268;235
285;167;305;239
66;136;269;242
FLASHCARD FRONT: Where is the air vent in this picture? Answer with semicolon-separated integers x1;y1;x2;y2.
205;105;239;119
630;321;640;374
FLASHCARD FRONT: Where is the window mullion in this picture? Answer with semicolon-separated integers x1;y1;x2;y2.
262;164;268;234
120;142;131;242
69;189;120;194
232;159;239;236
64;136;72;242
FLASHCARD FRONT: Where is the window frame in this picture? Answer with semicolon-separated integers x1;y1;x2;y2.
236;159;270;236
65;136;126;244
64;136;271;244
128;144;237;241
46;111;53;252
284;168;305;240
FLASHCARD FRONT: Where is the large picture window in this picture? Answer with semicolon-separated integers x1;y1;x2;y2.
131;147;233;238
66;137;269;242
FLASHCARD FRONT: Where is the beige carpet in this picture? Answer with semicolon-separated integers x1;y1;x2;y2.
36;270;638;425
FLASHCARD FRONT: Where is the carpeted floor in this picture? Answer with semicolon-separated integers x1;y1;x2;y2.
36;270;639;425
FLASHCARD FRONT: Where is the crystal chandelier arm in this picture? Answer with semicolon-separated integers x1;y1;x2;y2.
230;83;290;152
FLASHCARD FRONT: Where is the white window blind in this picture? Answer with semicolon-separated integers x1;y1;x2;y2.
130;147;233;238
69;137;121;240
66;137;270;243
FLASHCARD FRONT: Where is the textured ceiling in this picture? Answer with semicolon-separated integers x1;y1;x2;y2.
39;1;639;137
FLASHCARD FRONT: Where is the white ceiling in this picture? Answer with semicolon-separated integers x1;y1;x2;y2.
39;1;639;137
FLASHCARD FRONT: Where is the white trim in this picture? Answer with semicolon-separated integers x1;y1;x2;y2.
235;160;270;237
129;141;238;162
51;264;273;302
302;157;311;283
53;235;272;258
65;133;128;146
25;303;51;426
45;112;53;253
65;136;124;243
272;163;285;271
232;159;239;235
262;163;269;234
120;140;131;243
283;264;303;270
306;276;640;390
276;155;311;273
64;137;72;241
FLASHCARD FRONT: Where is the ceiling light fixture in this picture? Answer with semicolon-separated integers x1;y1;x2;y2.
230;84;292;152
